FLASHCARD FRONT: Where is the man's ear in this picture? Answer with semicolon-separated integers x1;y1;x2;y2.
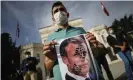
52;17;55;22
62;56;69;65
52;17;56;25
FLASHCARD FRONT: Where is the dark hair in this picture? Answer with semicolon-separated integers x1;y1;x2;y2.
25;51;31;55
107;27;113;31
60;37;84;57
51;1;66;15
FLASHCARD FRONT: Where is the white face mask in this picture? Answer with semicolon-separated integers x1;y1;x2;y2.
54;11;68;26
26;55;30;58
109;30;114;34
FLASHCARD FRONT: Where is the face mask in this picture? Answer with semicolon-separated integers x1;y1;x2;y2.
26;55;30;58
109;30;114;34
54;11;68;26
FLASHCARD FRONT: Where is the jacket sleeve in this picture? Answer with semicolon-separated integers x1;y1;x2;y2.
31;57;38;65
98;42;109;54
107;36;113;46
35;57;38;65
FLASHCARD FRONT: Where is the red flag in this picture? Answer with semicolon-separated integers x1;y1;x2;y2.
16;22;20;38
100;1;109;16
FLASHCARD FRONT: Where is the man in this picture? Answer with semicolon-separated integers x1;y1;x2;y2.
21;51;38;80
43;1;101;80
91;40;114;80
106;27;133;80
60;36;96;80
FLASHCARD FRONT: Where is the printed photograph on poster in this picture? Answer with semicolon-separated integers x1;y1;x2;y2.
55;34;99;80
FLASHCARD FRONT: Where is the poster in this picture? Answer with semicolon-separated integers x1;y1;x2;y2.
55;34;99;80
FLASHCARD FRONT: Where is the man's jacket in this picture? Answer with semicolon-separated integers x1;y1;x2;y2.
21;57;38;75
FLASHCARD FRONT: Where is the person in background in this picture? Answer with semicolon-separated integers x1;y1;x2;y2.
91;40;114;80
106;27;133;80
21;51;38;80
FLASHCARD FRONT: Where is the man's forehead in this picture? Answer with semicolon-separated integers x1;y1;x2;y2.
66;43;78;49
65;43;78;53
53;5;65;12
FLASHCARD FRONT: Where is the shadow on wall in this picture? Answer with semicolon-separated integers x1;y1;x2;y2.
115;73;127;80
107;47;118;61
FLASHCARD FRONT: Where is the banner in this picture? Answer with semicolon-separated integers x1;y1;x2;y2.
55;34;99;80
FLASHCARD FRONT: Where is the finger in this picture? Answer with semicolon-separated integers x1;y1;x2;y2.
43;50;51;55
86;35;96;41
44;41;57;46
85;32;93;37
51;41;57;45
85;34;94;39
90;40;97;43
43;46;51;51
85;35;90;39
44;42;53;46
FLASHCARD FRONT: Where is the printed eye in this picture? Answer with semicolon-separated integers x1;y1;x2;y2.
74;53;77;56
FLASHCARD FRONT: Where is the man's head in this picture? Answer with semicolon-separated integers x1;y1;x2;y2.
107;27;114;34
51;1;69;26
60;37;90;77
25;51;31;58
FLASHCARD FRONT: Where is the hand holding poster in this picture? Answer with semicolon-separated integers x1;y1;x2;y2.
55;34;99;80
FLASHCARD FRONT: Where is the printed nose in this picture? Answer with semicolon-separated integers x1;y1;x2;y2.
81;57;85;62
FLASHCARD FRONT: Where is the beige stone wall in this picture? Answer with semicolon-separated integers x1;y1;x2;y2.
89;24;109;48
20;43;43;61
39;18;83;44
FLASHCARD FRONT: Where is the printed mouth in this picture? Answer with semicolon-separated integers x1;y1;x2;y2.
82;64;88;68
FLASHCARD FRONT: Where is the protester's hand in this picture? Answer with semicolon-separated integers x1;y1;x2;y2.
43;41;57;55
26;63;29;66
85;32;97;44
43;41;57;71
121;46;126;51
44;57;54;71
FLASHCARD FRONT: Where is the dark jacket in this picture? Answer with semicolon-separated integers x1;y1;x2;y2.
116;31;131;51
65;73;76;80
107;35;121;53
91;42;108;59
21;57;38;75
65;73;92;80
107;31;130;53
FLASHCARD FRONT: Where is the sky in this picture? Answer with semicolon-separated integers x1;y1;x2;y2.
1;1;133;46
